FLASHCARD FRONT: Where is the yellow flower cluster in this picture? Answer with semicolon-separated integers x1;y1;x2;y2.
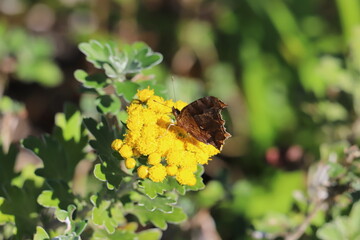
111;88;220;186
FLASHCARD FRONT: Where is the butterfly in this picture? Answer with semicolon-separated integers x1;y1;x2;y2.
172;96;231;150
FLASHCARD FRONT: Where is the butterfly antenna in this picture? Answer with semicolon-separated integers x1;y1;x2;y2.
153;100;172;110
171;75;177;101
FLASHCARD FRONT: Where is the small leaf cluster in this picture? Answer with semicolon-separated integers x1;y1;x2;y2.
317;201;360;240
79;40;162;80
0;144;40;239
75;40;166;117
250;141;360;239
0;21;62;86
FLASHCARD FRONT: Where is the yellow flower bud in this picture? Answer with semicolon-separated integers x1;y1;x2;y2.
176;168;196;186
125;158;136;169
147;153;162;165
166;165;178;176
111;139;123;151
119;144;133;158
137;88;154;102
149;164;167;182
137;165;149;179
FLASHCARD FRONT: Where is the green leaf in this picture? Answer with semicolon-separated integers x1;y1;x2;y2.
253;212;296;236
0;197;15;224
320;141;350;163
317;201;360;240
185;165;205;191
129;191;176;213
90;195;125;234
117;110;128;123
23;104;87;182
83;117;126;189
74;69;109;89
206;63;238;101
74;220;88;236
166;177;187;195
0;144;18;191
114;81;140;102
328;162;347;178
348;201;360;238
53;205;87;238
122;42;163;73
45;180;75;210
92;229;137;240
79;40;126;80
91;227;162;240
37;190;60;208
3;27;64;87
52;235;81;240
104;62;123;79
126;204;187;230
0;182;40;238
55;208;69;222
231;170;304;218
79;40;111;68
33;226;50;240
0;95;24;113
140;177;188;199
78;41;162;81
55;104;87;143
94;163;107;181
33;60;63;87
17;59;62;87
196;180;225;208
23;135;69;180
96;94;121;114
140;179;168;199
317;217;347;240
12;163;44;188
137;229;162;240
317;100;349;122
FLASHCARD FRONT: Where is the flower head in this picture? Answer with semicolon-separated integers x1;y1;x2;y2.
119;144;133;158
111;88;220;186
166;165;178;176
137;87;154;102
125;158;136;169
137;166;149;179
148;153;162;165
176;168;196;186
111;139;123;151
149;164;167;182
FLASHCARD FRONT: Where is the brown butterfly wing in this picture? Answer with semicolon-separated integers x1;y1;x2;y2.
173;96;231;150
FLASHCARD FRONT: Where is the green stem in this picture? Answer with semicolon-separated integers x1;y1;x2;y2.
285;201;324;240
116;175;137;198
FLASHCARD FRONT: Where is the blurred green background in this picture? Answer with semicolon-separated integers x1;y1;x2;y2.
1;0;360;239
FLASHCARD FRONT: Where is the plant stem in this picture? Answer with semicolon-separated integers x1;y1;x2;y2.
285;201;324;240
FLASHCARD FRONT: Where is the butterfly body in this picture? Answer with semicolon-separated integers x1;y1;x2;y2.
172;96;231;150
